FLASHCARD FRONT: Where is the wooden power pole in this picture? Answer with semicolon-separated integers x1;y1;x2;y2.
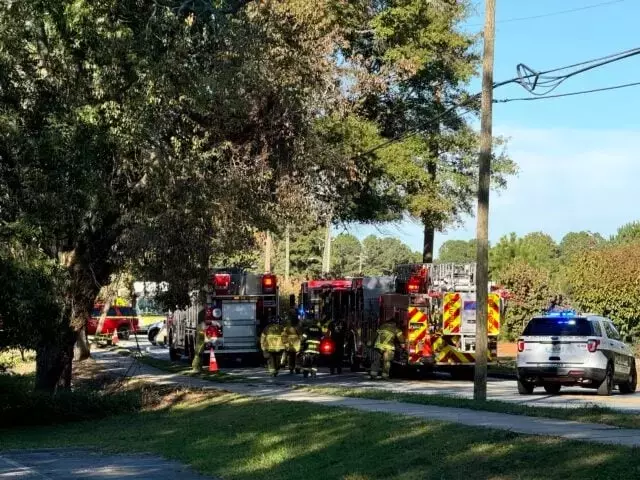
284;225;290;282
322;217;332;275
264;231;272;273
474;0;496;402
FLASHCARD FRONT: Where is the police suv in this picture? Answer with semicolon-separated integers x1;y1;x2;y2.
516;310;637;396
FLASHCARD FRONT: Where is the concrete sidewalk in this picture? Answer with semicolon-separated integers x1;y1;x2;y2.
94;350;640;447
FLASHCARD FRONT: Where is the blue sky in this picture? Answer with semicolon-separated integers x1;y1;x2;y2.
348;0;640;254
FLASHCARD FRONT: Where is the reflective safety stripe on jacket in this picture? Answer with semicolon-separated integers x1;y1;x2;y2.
304;339;320;354
374;322;404;351
261;324;285;351
282;326;302;352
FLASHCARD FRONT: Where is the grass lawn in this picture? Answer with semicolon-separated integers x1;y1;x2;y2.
300;385;640;430
1;387;638;480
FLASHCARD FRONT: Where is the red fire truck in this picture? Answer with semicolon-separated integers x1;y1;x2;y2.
298;278;366;370
168;268;279;365
362;263;507;378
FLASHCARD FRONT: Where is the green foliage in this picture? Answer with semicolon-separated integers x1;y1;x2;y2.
337;0;517;257
331;233;363;276
612;221;640;245
0;374;143;428
566;243;640;337
490;232;559;279
361;235;421;276
437;239;476;263
497;260;559;340
559;231;605;260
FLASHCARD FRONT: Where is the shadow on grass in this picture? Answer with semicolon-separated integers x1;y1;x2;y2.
1;390;637;480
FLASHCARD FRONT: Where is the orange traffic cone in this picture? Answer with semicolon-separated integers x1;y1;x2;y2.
111;330;119;345
208;348;218;372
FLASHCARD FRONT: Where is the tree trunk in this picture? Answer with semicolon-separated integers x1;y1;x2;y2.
35;342;65;392
422;157;438;263
74;327;91;361
422;222;435;263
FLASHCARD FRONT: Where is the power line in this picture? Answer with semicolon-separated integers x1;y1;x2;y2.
494;80;640;103
354;46;640;158
468;0;627;27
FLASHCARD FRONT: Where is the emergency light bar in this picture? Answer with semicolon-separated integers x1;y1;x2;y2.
544;309;577;317
307;279;354;290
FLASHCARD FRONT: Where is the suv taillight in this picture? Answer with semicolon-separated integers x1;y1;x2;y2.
517;340;525;352
587;339;600;353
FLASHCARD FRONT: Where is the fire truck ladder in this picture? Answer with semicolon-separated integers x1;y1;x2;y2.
429;263;476;293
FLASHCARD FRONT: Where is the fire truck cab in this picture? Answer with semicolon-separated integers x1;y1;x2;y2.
168;268;279;365
365;263;506;378
298;278;365;370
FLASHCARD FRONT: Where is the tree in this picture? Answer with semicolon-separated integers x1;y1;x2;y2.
566;243;640;337
559;231;605;261
489;233;520;279
497;260;558;340
612;222;640;245
362;235;421;276
331;233;363;276
337;0;517;261
517;232;560;272
437;239;476;263
1;0;390;389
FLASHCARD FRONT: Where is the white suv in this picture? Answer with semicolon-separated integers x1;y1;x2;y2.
516;310;637;396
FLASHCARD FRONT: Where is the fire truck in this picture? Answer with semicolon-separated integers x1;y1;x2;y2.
298;278;366;370
168;268;279;365
363;263;507;378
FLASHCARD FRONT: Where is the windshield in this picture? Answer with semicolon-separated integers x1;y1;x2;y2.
523;317;594;336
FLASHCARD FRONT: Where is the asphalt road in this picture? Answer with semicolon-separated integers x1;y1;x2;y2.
118;335;640;412
0;449;212;479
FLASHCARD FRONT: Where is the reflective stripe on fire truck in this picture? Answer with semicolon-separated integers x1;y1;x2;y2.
442;293;461;334
488;293;500;335
407;306;429;364
432;335;497;364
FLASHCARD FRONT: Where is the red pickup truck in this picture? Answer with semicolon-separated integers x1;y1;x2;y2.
87;305;139;340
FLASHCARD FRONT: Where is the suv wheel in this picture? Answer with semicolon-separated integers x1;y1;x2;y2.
148;327;159;346
619;362;637;394
517;377;534;395
597;363;614;396
543;384;561;395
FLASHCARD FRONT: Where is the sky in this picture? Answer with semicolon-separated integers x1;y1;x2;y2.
348;0;640;254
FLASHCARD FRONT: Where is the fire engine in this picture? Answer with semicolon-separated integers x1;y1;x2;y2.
168;268;279;365
362;263;507;378
298;278;366;370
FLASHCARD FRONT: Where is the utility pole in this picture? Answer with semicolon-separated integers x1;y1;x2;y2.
322;216;332;275
264;231;272;273
284;225;290;282
474;0;496;402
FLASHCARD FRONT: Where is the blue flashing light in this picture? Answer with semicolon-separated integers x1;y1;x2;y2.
544;309;577;318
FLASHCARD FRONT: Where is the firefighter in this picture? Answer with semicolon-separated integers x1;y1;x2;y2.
301;319;323;378
327;316;346;375
282;315;302;374
369;313;405;380
260;317;285;377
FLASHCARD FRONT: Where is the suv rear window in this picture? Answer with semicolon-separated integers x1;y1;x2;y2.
523;317;594;336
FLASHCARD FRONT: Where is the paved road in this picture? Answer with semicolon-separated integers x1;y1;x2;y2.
93;349;640;447
0;449;212;479
118;335;640;412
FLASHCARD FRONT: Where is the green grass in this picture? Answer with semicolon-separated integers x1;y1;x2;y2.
1;390;638;480
135;354;247;382
299;385;640;430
